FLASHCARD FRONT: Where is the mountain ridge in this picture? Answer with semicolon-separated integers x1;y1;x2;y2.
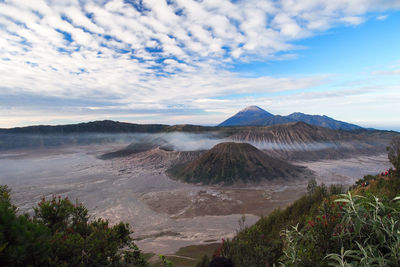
0;120;168;134
219;105;363;130
286;112;362;131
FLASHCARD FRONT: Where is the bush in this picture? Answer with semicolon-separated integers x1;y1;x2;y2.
280;192;400;266
0;185;51;266
195;255;210;267
221;183;334;266
0;185;148;267
388;136;400;174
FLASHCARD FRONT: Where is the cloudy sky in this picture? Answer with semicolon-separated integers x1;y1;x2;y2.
0;0;399;130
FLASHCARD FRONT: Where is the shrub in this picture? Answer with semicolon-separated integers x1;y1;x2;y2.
221;183;333;266
388;136;400;174
0;186;51;266
280;192;400;266
196;255;210;267
0;185;148;267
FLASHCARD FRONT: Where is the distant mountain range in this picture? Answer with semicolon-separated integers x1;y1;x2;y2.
0;120;168;134
219;106;363;131
0;107;367;134
0;116;397;162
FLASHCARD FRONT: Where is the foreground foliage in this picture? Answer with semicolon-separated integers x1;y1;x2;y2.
388;136;400;175
219;172;400;267
220;181;345;266
0;185;148;267
281;192;400;266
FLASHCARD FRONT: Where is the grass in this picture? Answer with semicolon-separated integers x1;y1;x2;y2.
148;243;221;267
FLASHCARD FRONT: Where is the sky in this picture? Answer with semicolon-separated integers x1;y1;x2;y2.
0;0;399;130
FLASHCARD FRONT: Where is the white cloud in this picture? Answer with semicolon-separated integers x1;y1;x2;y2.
339;16;364;25
0;0;399;127
372;69;400;75
376;14;388;20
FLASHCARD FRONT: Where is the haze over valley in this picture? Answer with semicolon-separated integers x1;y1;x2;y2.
0;106;397;256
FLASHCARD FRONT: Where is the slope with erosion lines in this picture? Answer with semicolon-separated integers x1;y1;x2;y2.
99;139;165;159
99;132;220;159
117;147;205;169
228;122;395;161
167;142;311;185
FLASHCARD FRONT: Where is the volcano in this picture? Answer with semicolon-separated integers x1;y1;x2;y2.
218;106;363;130
218;106;274;126
167;142;310;185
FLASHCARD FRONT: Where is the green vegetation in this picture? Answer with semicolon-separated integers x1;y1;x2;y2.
281;192;400;266
216;139;400;267
220;182;344;266
3;137;400;266
149;243;219;267
219;177;400;266
0;185;148;266
388;136;400;175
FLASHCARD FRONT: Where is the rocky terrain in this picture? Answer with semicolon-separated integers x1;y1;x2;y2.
0;115;398;256
228;122;394;160
167;142;310;185
0;143;392;255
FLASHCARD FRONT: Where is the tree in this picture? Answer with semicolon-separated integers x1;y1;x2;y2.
307;177;318;195
387;136;400;174
0;185;148;267
0;185;51;266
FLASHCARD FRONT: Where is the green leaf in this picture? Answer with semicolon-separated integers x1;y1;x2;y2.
0;242;8;252
335;199;351;203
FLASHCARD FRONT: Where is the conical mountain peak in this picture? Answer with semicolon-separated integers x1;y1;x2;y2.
241;105;264;112
219;106;274;126
167;142;308;185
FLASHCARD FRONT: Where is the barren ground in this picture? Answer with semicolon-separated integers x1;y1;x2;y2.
0;144;391;254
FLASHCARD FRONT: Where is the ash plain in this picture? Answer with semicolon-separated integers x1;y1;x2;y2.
0;143;391;254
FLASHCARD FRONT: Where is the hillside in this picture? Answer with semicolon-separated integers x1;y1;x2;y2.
99;141;160;159
286;112;362;130
0;121;225;151
0;119;396;162
167;142;310;185
229;121;341;144
227;122;394;160
252;115;296;126
0;120;168;134
219;170;400;266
